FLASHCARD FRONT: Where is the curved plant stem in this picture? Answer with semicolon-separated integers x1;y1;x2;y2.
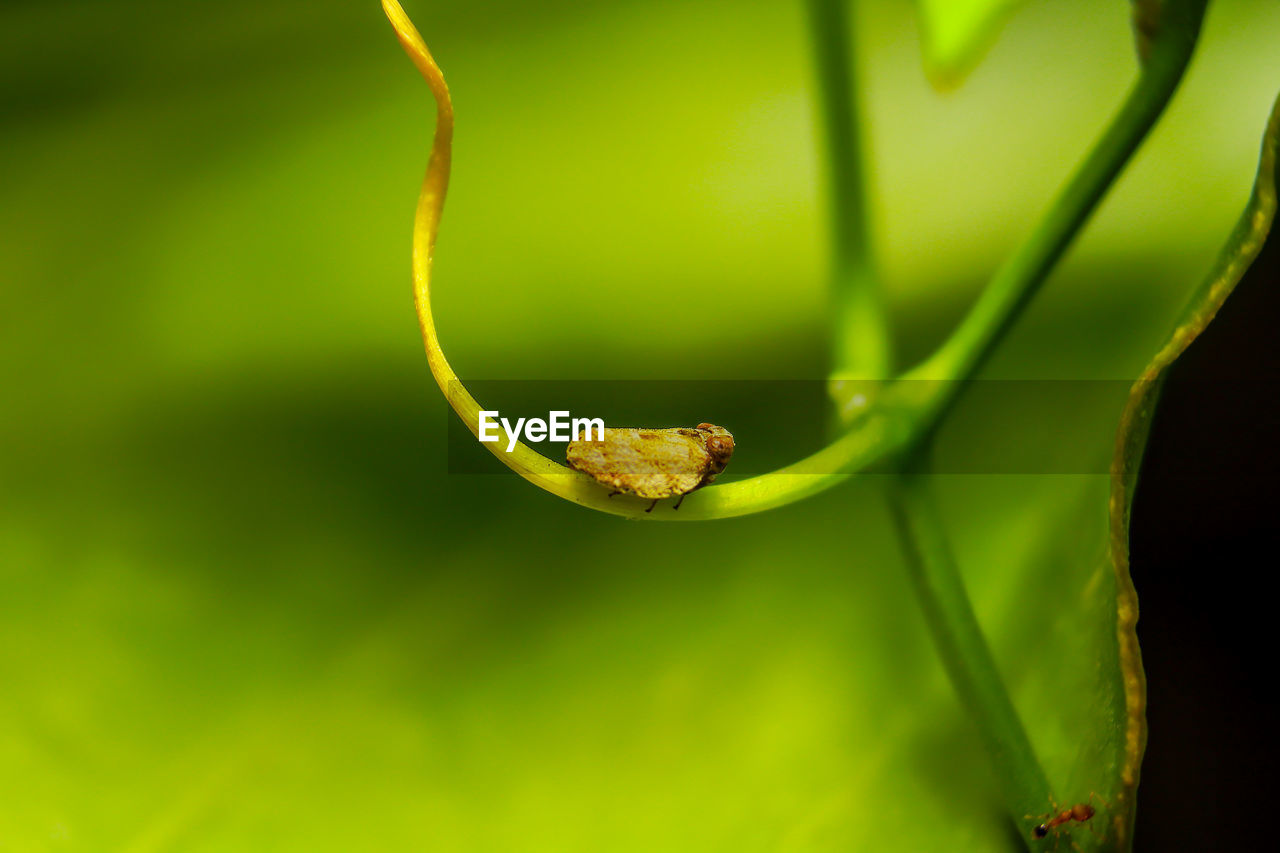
902;0;1209;433
381;0;631;513
806;0;891;383
385;0;1205;521
884;5;1210;842
382;0;907;520
888;466;1051;839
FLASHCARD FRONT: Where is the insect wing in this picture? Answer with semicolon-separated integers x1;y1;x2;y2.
567;428;712;499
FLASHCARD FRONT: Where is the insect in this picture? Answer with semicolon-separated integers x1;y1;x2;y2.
1029;793;1108;849
566;423;734;512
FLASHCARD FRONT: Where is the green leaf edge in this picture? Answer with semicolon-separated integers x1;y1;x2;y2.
1108;89;1280;846
914;0;1026;91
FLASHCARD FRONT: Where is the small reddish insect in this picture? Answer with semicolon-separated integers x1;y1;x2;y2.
1029;793;1108;848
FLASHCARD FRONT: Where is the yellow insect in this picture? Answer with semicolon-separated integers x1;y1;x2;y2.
566;423;735;512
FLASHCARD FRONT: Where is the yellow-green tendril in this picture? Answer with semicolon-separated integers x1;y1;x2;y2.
383;0;1203;521
382;0;910;519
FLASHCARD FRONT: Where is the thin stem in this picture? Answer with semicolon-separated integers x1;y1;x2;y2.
888;467;1051;837
806;0;892;381
902;1;1207;430
883;7;1209;835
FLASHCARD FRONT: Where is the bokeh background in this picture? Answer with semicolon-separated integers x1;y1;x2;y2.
2;0;1277;849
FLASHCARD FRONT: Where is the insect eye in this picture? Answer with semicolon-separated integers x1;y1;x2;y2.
696;423;715;432
707;435;734;457
1033;825;1048;839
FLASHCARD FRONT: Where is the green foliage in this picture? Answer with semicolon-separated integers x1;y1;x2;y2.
1;1;1277;851
914;0;1026;88
1107;88;1280;845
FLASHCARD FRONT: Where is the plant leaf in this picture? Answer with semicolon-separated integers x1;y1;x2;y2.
914;0;1027;89
1107;90;1280;844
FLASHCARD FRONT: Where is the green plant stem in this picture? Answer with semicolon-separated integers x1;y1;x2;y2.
399;1;1208;522
902;0;1208;432
806;0;891;381
878;5;1211;841
888;467;1051;837
690;1;1209;520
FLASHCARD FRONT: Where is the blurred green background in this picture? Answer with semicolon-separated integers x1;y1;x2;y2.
2;0;1277;849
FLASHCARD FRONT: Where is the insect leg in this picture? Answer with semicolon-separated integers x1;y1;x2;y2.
607;490;621;498
645;499;658;513
672;494;686;510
